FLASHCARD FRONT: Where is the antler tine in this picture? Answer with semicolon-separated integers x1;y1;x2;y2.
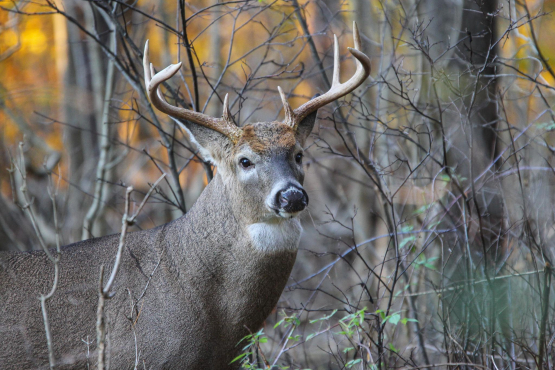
282;21;371;130
352;21;362;55
332;34;340;87
222;93;231;122
278;86;295;127
143;40;152;87
142;41;242;143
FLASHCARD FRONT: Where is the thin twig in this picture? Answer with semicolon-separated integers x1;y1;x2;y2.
96;174;165;369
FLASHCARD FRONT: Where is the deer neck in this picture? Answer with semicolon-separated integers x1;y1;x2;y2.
157;173;301;314
159;173;299;333
169;172;302;254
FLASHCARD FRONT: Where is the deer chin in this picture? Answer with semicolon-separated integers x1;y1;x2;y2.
248;217;302;253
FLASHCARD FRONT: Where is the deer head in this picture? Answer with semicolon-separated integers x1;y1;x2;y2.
143;22;370;227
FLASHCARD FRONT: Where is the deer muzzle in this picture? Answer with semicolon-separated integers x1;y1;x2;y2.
276;185;309;214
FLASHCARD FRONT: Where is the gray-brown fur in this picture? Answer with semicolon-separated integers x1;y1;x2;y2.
0;114;317;369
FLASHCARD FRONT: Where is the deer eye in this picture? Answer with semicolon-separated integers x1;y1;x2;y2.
295;153;303;164
239;158;253;168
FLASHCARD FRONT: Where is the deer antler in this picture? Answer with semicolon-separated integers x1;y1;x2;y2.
143;40;242;143
278;21;371;130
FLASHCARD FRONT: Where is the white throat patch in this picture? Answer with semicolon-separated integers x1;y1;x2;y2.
248;218;302;253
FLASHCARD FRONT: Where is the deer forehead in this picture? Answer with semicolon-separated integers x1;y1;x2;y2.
234;122;297;154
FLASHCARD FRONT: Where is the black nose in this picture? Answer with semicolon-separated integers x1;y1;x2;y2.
276;186;309;213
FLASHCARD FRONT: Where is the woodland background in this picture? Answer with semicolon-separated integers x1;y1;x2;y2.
2;0;555;369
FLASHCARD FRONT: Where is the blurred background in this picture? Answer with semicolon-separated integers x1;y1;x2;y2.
2;0;555;369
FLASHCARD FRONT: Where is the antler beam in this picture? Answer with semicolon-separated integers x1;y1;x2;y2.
143;40;242;143
279;21;371;129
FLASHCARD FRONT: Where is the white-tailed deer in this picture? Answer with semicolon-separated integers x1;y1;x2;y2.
0;23;370;369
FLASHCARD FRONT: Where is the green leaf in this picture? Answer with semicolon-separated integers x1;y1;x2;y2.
399;235;416;249
343;347;355;353
357;309;366;326
237;333;253;345
309;309;338;323
415;256;438;270
413;204;432;215
337;329;354;336
241;342;254;351
280;315;300;328
230;352;249;364
537;121;555;130
273;319;285;329
306;332;317;341
340;314;354;323
388;343;398;353
346;359;362;368
401;317;418;325
400;225;414;233
387;313;401;325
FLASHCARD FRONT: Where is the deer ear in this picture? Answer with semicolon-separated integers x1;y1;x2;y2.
296;94;320;144
171;117;234;164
